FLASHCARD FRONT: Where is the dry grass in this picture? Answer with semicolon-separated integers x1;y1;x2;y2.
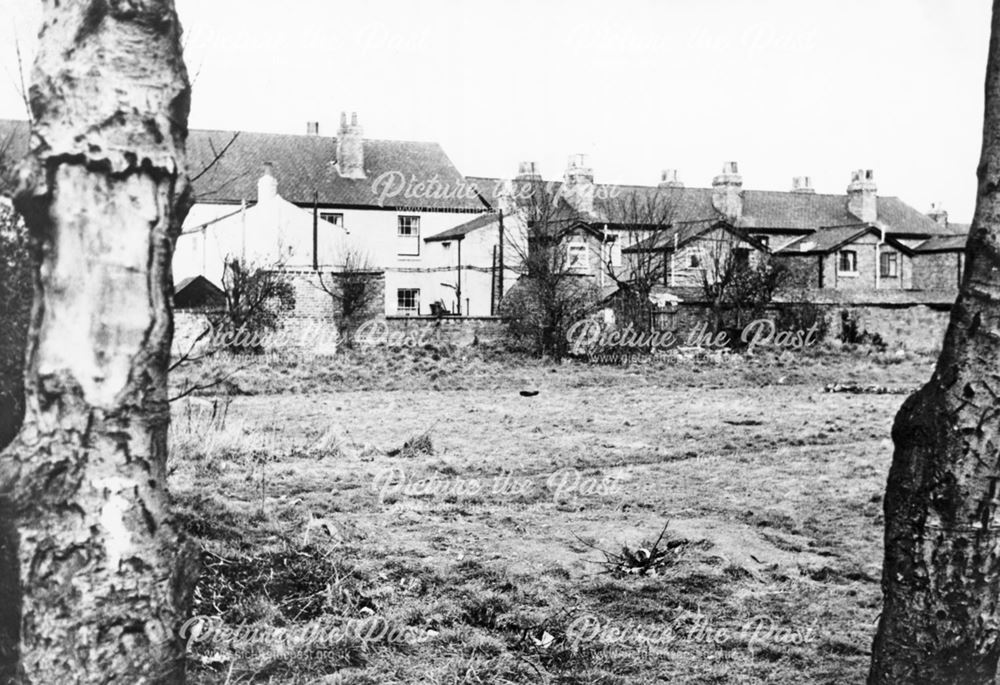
168;345;933;684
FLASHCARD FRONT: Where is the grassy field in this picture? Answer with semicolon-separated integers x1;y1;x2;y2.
169;345;934;684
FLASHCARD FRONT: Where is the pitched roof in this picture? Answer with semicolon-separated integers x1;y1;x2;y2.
467;174;947;237
914;235;968;253
623;219;769;254
424;212;498;242
0;119;484;212
776;225;915;255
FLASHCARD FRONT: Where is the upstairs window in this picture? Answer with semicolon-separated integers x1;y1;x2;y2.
838;250;858;273
397;288;420;315
567;241;589;271
880;251;898;277
689;254;700;268
398;215;420;256
319;212;343;227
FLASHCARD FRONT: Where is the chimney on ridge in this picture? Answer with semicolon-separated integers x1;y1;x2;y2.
658;169;684;188
711;161;743;223
846;169;877;223
306;121;320;136
791;176;815;194
336;111;366;179
258;162;278;202
927;202;949;228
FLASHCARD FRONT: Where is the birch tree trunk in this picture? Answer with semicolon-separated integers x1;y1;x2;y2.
0;1;197;682
869;2;1000;682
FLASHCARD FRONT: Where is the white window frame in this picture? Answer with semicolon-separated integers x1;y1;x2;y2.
398;215;421;256
397;288;420;315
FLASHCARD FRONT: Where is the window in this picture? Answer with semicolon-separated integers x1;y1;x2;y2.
319;212;343;227
397;288;420;315
838;250;857;273
689;254;700;268
567;241;588;271
880;251;898;278
398;215;420;256
733;248;750;269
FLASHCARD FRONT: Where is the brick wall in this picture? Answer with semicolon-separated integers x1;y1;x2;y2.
377;316;508;347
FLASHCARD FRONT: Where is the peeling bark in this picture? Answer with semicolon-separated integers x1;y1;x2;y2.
869;3;1000;683
0;1;197;683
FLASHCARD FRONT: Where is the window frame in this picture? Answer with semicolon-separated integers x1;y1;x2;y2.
397;288;420;315
319;212;344;227
397;215;421;256
566;240;589;272
879;251;898;278
837;250;858;274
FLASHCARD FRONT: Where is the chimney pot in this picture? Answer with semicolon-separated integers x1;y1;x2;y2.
658;169;684;188
516;161;541;180
927;202;949;228
306;121;320;135
564;153;594;185
791;176;815;194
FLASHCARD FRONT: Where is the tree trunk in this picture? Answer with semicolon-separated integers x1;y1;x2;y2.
869;3;1000;682
0;1;197;683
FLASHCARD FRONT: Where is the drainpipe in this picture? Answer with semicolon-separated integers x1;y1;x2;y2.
875;225;885;290
670;233;678;287
240;199;247;261
456;237;463;315
312;191;319;270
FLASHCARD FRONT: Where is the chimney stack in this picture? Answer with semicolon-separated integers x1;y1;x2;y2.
515;161;541;180
306;121;320;136
846;169;877;223
258;162;278;201
336;111;366;179
711;161;743;223
791;176;815;194
927;202;949;228
564;153;594;186
659;169;684;188
562;154;595;216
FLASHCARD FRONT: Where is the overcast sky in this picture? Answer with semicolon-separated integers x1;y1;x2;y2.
0;1;990;221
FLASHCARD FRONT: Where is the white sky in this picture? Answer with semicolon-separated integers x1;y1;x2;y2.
0;0;990;222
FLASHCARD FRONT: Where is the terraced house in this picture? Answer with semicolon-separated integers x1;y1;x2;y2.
0;118;969;323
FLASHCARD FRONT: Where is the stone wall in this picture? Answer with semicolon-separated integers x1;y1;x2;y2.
912;252;963;291
647;298;952;353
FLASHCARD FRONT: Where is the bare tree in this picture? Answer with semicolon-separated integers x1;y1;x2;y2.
0;1;197;681
502;180;601;359
697;229;784;333
601;188;682;332
868;4;1000;683
315;249;382;348
218;258;295;354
